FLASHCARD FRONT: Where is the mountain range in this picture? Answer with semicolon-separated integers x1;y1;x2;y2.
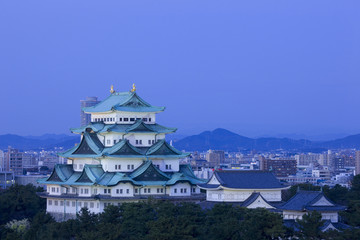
173;128;360;152
0;134;79;151
1;128;360;152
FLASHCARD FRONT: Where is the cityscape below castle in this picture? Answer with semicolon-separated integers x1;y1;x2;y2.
0;86;357;231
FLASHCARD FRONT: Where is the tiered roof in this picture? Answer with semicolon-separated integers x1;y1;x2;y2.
71;119;177;134
83;91;165;113
279;190;346;212
198;170;289;190
59;133;188;159
38;161;205;187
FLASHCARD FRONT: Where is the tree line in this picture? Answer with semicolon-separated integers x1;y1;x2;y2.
0;176;360;240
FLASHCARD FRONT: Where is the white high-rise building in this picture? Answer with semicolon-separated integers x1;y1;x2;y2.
38;85;205;220
0;150;4;171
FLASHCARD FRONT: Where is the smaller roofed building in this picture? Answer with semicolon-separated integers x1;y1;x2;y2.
198;170;289;205
280;190;346;223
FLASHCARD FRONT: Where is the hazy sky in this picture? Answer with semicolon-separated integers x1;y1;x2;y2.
0;1;359;138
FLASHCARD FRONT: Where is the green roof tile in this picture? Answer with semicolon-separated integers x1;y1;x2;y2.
83;92;165;113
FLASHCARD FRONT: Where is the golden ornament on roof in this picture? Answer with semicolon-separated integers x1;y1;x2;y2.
110;85;115;93
131;83;136;92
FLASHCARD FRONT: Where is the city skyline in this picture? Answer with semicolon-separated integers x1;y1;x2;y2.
0;1;359;137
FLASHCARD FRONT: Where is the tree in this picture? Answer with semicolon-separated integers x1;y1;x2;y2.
0;184;45;225
239;208;285;240
296;211;325;240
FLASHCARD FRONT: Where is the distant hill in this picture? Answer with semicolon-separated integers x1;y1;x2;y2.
173;128;360;152
0;134;79;151
2;130;360;152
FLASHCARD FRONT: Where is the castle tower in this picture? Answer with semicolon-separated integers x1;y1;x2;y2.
38;86;205;220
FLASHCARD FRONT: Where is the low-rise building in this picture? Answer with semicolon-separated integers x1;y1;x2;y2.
280;190;346;223
198;170;289;205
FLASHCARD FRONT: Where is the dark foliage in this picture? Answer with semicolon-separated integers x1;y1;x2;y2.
1;178;360;239
0;184;45;225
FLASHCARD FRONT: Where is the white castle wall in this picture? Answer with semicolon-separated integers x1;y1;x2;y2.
206;189;282;202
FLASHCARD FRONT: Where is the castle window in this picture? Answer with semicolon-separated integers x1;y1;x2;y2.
115;165;117;170
174;189;177;193
157;188;160;193
114;140;117;144
48;200;52;205
72;201;75;207
131;165;134;170
135;189;138;193
136;140;139;144
54;200;58;206
161;188;164;193
90;203;94;208
119;118;122;121
143;118;147;122
84;189;89;194
130;118;135;121
144;188;147;193
149;118;152;122
139;140;142;144
60;201;64;206
84;202;88;208
124;118;129;121
126;189;130;194
152;140;155;144
148;140;151;145
184;188;187;193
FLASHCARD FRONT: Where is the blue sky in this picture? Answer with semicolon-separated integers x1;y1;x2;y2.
0;1;359;138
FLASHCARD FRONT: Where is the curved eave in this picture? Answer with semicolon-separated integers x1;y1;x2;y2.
83;109;114;114
102;155;146;159
104;180;140;187
166;179;198;186
220;186;290;191
147;155;188;159
69;182;95;186
60;154;102;159
113;107;165;113
305;206;346;211
198;185;222;190
125;130;176;134
135;181;168;186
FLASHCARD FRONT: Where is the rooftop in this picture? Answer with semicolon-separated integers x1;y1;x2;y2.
83;91;165;113
199;170;289;190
